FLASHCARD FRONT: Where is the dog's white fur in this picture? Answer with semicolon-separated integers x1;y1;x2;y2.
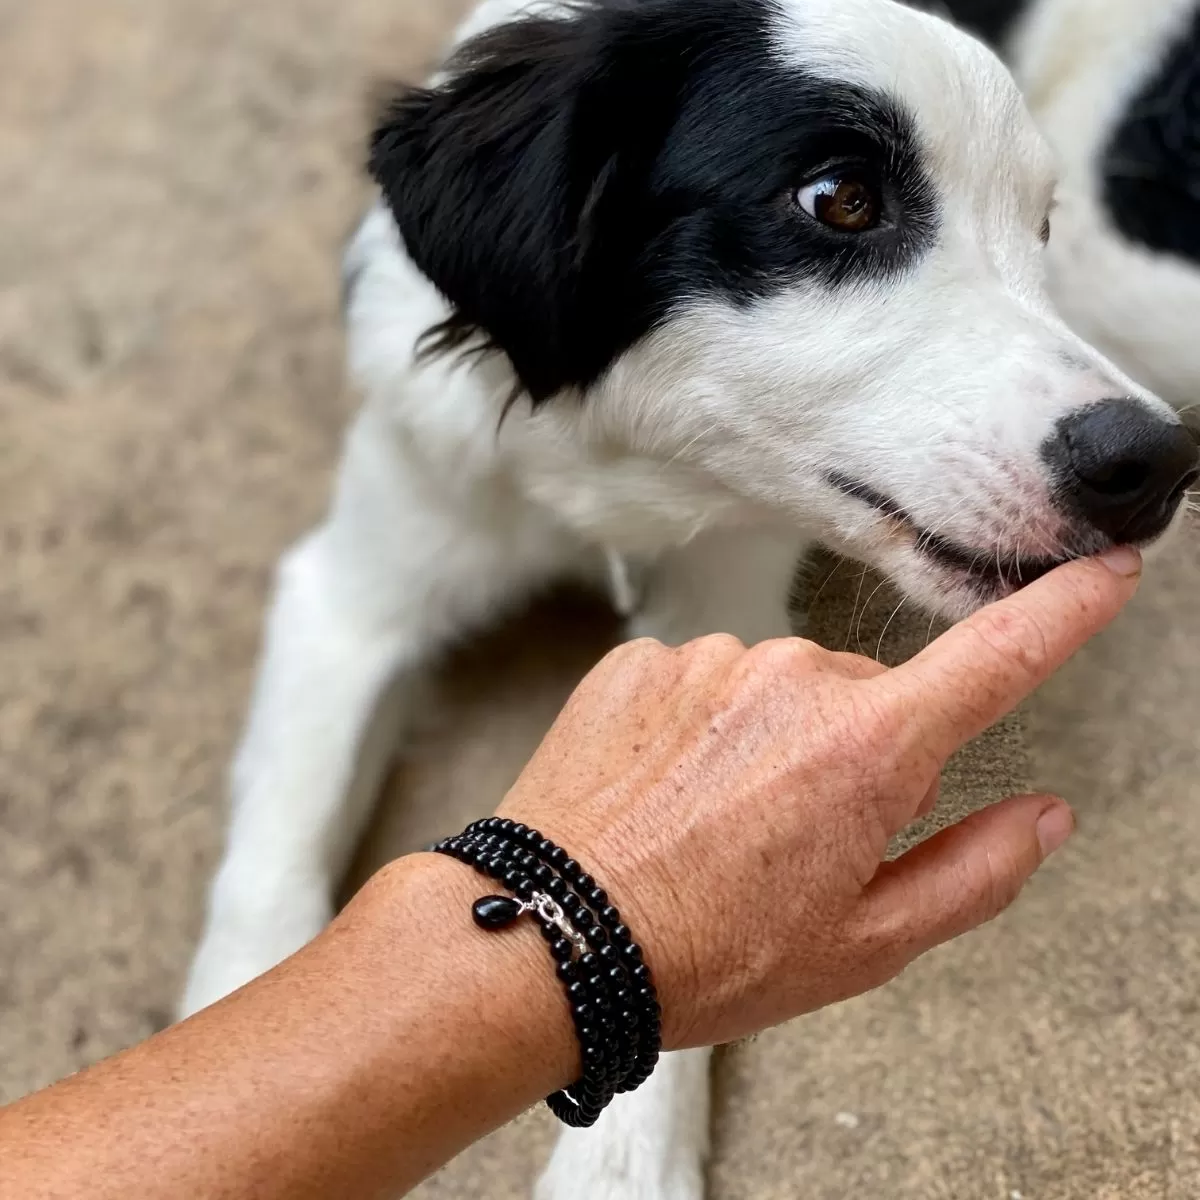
182;1;1186;1196
1009;0;1200;406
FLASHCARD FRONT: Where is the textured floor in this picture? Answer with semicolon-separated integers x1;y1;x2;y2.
2;3;1198;1197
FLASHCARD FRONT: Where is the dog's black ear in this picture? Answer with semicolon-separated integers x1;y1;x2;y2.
369;13;625;404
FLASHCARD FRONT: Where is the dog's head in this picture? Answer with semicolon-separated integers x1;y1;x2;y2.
370;0;1197;619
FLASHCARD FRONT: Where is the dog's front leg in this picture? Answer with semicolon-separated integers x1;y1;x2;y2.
180;525;426;1016
536;1049;713;1200
182;406;562;1017
536;528;805;1200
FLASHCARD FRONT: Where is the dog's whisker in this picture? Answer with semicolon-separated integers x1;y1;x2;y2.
854;578;890;652
875;597;907;663
806;557;848;613
843;565;872;652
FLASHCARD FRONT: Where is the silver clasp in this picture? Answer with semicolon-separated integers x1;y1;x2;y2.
521;892;589;956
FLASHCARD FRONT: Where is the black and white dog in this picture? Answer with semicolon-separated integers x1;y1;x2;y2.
183;1;1198;1196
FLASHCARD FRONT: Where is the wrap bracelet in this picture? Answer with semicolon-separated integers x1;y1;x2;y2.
432;817;662;1127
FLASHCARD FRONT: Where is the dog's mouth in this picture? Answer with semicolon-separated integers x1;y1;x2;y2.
827;473;1068;594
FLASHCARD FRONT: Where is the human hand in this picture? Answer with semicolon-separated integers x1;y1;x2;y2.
499;548;1142;1050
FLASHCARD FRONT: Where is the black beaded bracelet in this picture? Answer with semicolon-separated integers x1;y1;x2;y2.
431;818;662;1127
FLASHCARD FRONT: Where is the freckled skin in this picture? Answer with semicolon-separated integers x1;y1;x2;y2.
0;555;1137;1200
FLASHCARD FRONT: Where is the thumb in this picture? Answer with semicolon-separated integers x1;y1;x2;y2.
858;794;1074;961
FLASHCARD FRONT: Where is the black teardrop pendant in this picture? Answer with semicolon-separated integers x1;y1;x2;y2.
472;895;523;930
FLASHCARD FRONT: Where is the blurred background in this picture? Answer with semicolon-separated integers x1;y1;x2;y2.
3;2;1200;1197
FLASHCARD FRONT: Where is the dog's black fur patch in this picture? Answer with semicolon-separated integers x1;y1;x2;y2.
1102;4;1200;265
369;0;938;404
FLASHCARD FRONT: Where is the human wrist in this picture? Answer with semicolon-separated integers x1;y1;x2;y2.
491;799;702;1054
344;852;581;1101
431;818;665;1124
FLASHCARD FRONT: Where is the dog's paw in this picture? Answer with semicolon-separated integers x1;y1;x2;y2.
534;1128;705;1200
180;889;332;1018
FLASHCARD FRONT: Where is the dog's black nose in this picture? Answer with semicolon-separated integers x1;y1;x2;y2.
1046;399;1199;542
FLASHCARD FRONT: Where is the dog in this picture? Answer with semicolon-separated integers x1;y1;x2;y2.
182;1;1198;1196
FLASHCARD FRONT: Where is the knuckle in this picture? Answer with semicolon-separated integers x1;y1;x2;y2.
752;636;829;672
694;632;746;656
622;635;667;656
588;637;666;687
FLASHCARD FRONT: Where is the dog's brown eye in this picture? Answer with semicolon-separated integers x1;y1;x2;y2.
796;173;880;232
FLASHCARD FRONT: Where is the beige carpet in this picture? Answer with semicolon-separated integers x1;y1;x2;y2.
2;2;1198;1197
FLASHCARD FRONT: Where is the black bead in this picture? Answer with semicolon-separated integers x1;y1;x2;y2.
586;974;605;992
621;942;643;964
550;937;574;963
484;855;506;876
586;925;607;948
576;872;595;893
486;817;502;830
502;869;522;890
566;981;587;1003
632;963;651;984
556;961;577;983
536;838;556;858
613;987;632;1006
515;877;535;899
606;967;625;985
598;905;621;929
610;923;632;945
597;945;618;965
547;877;567;899
579;953;599;973
523;828;542;845
548;846;568;868
533;864;553;885
576;1024;600;1045
561;858;581;880
471;895;522;930
539;920;559;942
586;886;608;909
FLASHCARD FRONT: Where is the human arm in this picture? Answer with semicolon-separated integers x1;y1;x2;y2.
0;549;1142;1198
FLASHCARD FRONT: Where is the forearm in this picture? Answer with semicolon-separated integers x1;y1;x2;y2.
0;854;577;1200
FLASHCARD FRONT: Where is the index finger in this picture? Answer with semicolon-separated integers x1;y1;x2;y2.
886;547;1142;760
